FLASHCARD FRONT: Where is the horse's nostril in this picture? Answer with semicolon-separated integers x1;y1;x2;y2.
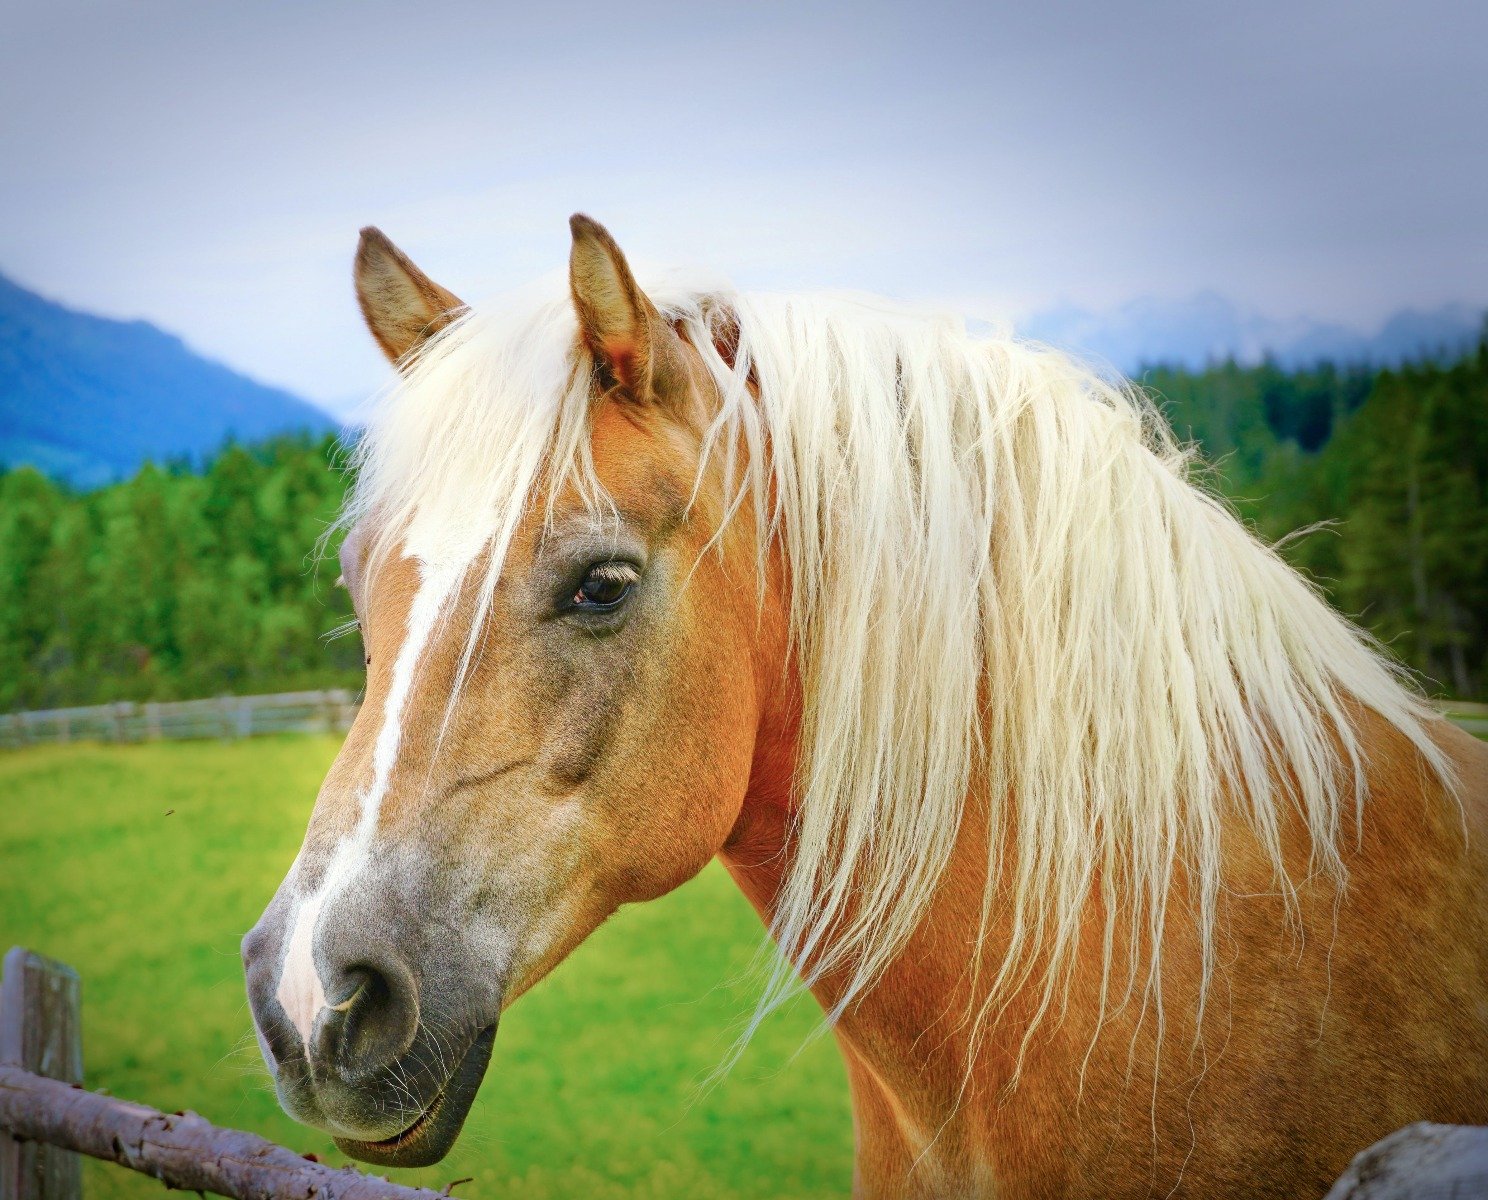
326;966;372;1015
316;958;420;1082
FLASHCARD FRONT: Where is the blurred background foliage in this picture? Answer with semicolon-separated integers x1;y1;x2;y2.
1;333;1486;711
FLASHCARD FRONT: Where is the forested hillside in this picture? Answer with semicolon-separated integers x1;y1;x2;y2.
0;434;363;710
1;336;1485;712
1142;338;1488;698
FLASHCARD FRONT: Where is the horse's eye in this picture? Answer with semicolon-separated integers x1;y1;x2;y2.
573;563;638;611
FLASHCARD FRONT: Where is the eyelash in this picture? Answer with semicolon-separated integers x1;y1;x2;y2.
571;562;640;612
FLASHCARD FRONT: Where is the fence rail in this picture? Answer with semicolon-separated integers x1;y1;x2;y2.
3;692;1484;751
0;691;360;750
0;947;463;1200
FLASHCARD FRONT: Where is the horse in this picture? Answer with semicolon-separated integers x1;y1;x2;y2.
241;215;1488;1198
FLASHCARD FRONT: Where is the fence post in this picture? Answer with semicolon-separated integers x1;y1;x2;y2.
143;703;161;741
0;947;83;1200
215;696;235;741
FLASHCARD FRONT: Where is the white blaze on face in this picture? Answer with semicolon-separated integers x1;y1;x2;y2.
277;891;327;1046
274;557;464;1051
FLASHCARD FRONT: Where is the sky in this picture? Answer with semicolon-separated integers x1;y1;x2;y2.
3;0;1485;413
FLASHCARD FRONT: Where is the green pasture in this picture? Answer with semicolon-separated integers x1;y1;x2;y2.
0;739;853;1200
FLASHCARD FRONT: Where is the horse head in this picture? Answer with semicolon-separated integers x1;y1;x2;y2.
242;217;789;1165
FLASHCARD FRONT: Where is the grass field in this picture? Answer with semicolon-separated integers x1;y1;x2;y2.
0;738;853;1200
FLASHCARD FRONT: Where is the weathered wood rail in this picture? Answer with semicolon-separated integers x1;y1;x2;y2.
0;690;359;750
0;1069;445;1200
1323;1121;1488;1198
0;948;449;1200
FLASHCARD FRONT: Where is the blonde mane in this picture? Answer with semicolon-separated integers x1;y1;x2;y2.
342;270;1453;1045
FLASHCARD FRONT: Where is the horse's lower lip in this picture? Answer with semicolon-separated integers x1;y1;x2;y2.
333;1023;497;1167
369;1089;446;1148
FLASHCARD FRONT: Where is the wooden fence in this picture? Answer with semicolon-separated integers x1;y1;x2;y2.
0;691;359;751
1447;700;1488;738
2;692;1483;754
0;947;450;1200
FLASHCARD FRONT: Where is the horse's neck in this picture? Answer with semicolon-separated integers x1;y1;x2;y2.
716;550;1008;1167
720;718;1007;1159
720;753;1304;1193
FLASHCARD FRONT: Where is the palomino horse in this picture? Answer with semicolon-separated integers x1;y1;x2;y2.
243;216;1488;1198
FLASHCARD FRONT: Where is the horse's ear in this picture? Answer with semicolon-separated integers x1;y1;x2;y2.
354;227;466;367
568;214;662;397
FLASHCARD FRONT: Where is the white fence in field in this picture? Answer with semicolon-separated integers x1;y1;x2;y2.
1447;701;1488;737
0;689;360;750
0;692;1484;753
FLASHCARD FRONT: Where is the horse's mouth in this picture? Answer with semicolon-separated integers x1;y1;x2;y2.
333;1024;497;1168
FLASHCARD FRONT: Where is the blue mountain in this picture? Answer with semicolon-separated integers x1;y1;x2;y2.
5;271;1481;490
1021;292;1483;377
0;272;337;488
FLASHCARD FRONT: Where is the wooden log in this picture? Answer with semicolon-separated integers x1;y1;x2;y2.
0;949;82;1200
1324;1121;1488;1198
0;1068;446;1200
